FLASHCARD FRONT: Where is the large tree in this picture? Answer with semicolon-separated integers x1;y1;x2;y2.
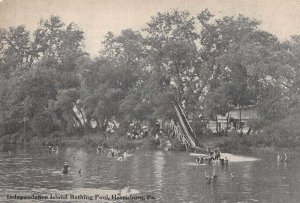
0;26;32;78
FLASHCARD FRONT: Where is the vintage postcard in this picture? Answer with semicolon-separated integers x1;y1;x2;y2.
0;0;299;202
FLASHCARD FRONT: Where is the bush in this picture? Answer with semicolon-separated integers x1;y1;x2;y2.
217;114;300;152
30;113;56;136
262;114;300;147
140;136;160;150
171;138;186;151
192;118;207;137
0;122;22;136
81;133;106;147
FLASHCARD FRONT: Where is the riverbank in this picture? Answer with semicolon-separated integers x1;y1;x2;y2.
0;132;161;152
201;132;300;154
1;131;299;154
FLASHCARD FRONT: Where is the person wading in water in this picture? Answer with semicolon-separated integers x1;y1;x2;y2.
62;162;69;174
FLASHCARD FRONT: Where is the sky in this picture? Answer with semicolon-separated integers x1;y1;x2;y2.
1;0;300;56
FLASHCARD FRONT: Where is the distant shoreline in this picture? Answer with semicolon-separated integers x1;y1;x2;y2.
1;132;298;154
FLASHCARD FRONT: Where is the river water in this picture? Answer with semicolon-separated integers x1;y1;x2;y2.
0;147;299;203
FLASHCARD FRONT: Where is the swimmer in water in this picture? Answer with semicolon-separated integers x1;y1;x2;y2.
117;154;124;161
97;146;104;154
196;157;200;164
224;157;229;165
277;153;281;162
208;157;213;165
196;156;204;164
108;149;115;157
204;171;210;179
52;146;58;153
123;151;128;158
220;158;225;166
209;149;215;159
205;171;216;185
214;147;221;160
111;149;115;157
200;156;204;164
62;162;69;174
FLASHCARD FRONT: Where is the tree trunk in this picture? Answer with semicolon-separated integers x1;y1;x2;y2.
215;116;219;133
78;108;86;127
102;119;108;133
72;111;83;127
175;63;183;104
226;112;229;129
239;105;242;134
246;127;252;135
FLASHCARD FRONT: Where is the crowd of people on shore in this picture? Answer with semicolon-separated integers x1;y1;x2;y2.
127;123;149;140
195;147;229;166
47;145;59;154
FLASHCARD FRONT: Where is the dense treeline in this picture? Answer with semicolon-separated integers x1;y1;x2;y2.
1;10;300;147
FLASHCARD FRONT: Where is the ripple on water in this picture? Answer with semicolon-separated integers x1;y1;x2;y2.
247;199;259;202
185;162;207;166
1;149;299;203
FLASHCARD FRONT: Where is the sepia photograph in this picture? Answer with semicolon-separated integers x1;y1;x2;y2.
0;0;300;202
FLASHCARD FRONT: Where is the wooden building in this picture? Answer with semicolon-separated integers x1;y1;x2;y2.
207;106;258;134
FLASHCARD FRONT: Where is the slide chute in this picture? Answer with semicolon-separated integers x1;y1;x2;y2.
171;101;202;151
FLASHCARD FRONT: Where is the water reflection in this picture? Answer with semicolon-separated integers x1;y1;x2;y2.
70;149;89;187
0;148;299;203
131;152;141;183
178;159;189;202
153;151;165;201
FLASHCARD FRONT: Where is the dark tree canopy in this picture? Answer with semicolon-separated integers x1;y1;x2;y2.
0;11;299;139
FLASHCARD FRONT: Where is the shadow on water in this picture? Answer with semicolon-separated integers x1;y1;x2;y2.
0;147;300;202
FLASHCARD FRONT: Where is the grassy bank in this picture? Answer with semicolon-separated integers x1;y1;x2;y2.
200;130;300;154
1;126;299;154
0;131;161;152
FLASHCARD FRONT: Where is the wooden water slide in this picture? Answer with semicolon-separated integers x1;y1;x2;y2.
172;101;203;151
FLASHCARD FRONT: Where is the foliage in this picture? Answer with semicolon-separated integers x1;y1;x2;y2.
1;11;300;149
